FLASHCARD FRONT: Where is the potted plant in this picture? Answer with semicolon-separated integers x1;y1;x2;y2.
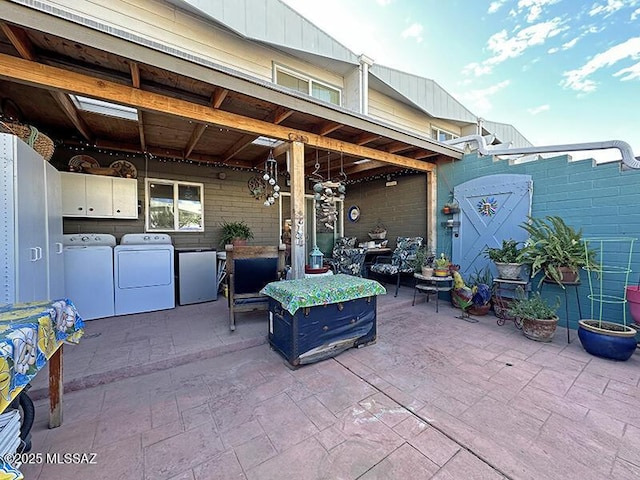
507;291;560;342
368;222;387;240
433;253;450;277
485;239;526;280
219;220;254;247
411;246;435;276
466;268;493;315
517;216;596;287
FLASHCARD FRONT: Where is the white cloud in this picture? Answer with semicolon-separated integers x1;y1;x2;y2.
401;23;423;43
589;0;626;17
527;104;550;114
377;0;393;5
517;0;560;22
561;36;640;92
454;80;511;114
614;61;640;81
632;7;640;20
463;18;565;76
488;0;507;13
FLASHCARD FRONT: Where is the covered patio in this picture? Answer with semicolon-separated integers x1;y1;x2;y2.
25;291;640;480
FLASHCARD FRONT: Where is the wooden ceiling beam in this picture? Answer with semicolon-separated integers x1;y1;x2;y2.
354;132;381;146
273;107;294;125
0;55;435;172
184;123;207;158
50;91;93;142
386;142;413;154
129;61;147;151
1;24;96;142
412;151;439;160
223;134;258;162
0;23;36;60
316;121;343;136
211;87;228;109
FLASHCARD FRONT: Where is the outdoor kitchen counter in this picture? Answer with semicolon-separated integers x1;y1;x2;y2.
261;274;386;367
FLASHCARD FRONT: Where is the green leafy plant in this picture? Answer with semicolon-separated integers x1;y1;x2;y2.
434;253;450;269
219;220;254;247
410;246;434;272
506;291;560;320
467;267;493;287
516;216;596;286
485;240;523;263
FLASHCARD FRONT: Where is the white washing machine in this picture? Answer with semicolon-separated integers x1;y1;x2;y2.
114;233;175;315
63;233;116;320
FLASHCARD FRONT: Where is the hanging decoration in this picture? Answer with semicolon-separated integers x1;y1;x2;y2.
312;149;347;230
477;197;498;216
247;148;281;206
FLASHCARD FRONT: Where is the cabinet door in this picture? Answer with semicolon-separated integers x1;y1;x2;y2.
61;172;86;216
85;175;113;216
112;177;138;218
16;140;47;302
45;162;65;300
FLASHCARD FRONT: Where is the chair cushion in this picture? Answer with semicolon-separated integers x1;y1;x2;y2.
334;247;365;276
391;236;423;267
332;236;358;258
370;263;399;275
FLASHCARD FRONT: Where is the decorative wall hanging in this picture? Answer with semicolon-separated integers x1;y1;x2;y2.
247;149;281;206
311;150;347;230
477;197;498;216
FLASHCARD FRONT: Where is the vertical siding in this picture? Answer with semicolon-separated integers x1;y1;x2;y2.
438;153;640;329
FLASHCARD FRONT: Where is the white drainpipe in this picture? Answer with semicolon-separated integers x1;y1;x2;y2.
358;55;374;115
444;135;640;169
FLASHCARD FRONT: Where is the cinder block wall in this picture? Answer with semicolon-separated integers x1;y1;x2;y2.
437;152;640;329
344;174;428;249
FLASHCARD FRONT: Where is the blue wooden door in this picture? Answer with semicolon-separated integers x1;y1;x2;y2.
452;174;532;279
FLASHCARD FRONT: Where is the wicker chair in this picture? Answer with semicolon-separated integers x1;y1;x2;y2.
369;236;423;296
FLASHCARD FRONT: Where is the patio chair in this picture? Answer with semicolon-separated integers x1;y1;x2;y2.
331;247;366;276
226;245;282;331
369;236;423;296
325;236;358;272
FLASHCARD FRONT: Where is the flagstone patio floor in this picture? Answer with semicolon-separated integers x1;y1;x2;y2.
23;285;640;479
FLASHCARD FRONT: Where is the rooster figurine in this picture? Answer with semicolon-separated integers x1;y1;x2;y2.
451;271;491;322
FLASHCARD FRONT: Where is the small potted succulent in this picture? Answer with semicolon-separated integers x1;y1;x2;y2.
411;246;435;276
433;253;451;277
442;202;459;215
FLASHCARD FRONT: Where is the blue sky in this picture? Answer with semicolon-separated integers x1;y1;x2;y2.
281;0;640;162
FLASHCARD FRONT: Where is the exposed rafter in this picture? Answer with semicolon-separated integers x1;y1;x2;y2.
354;132;381;145
50;91;93;142
0;54;437;172
129;61;146;151
272;107;294;125
316;121;343;136
184;123;207;159
223;134;259;162
211;87;228;109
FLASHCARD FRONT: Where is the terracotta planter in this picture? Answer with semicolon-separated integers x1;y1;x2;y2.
578;320;638;361
544;266;579;284
468;303;491;316
231;238;248;247
521;315;558;342
626;286;640;325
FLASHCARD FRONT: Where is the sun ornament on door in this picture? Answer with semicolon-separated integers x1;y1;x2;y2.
477;197;498;217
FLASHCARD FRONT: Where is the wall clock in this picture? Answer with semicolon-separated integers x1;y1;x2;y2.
347;205;361;223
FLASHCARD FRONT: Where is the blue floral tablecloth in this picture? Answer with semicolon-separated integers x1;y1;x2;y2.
0;299;84;414
261;273;386;315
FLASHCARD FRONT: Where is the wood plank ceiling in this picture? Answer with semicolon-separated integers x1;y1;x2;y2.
0;20;456;181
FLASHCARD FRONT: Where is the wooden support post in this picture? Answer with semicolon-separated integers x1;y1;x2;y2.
427;170;437;254
290;141;306;279
48;344;63;428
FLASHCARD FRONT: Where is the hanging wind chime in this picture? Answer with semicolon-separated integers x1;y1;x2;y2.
247;149;281;206
312;149;347;230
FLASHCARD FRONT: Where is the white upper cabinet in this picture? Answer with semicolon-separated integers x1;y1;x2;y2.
61;172;138;219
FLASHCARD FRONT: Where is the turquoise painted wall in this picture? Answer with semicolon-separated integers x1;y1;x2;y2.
437;153;640;331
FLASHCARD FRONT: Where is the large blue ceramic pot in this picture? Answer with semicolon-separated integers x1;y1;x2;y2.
578;320;637;361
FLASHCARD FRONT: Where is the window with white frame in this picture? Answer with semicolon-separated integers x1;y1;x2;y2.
431;127;458;142
145;178;204;232
275;66;341;106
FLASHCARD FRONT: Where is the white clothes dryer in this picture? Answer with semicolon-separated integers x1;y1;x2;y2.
63;233;116;320
114;233;175;315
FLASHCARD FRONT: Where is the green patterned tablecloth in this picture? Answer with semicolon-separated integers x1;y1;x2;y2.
261;273;386;315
